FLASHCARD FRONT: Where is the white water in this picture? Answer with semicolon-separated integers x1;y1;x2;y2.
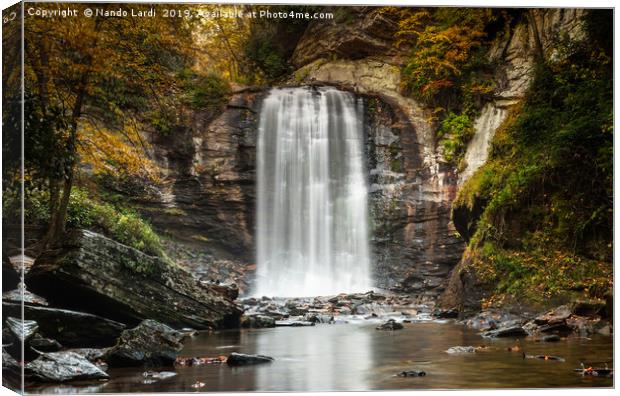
254;87;372;297
459;103;508;183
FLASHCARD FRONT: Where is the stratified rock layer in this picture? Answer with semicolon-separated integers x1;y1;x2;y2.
27;230;242;329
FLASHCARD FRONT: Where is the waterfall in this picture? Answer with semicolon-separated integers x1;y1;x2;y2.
459;103;508;183
255;87;372;297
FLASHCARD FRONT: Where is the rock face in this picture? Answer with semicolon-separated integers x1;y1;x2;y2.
27;230;242;329
138;9;586;301
441;9;588;310
291;7;403;68
144;74;463;297
459;9;586;184
142;89;263;294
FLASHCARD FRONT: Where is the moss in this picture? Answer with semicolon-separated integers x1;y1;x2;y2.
454;25;613;306
438;112;475;165
390;159;402;173
62;188;163;257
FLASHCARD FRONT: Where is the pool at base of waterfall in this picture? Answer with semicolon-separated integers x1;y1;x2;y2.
26;320;612;393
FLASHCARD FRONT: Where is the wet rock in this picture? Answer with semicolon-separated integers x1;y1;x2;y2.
2;302;126;347
275;320;315;327
2;288;48;306
2;348;20;375
522;321;539;335
67;348;108;362
105;319;184;367
376;319;403;331
26;351;109;382
594;322;612;336
534;305;572;325
397;370;426;377
288;306;310;316
446;346;476;354
210;283;239;301
6;316;39;343
29;334;62;352
482;326;527;338
304;313;334;324
240;315;276;328
576;366;614;377
541;334;561;342
337;306;353;315
226;352;274;366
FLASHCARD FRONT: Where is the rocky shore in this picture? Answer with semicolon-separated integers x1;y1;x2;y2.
1;232;612;389
2;230;242;387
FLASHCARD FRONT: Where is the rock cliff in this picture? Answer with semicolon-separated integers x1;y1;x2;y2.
140;8;587;300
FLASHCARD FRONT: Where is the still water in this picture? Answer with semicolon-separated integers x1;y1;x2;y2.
28;321;613;393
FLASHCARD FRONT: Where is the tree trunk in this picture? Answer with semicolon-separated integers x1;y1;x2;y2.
38;18;102;251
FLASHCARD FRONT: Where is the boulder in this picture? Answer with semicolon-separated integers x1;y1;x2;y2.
66;348;108;362
240;315;276;328
376;319;404;331
2;302;125;347
26;351;109;382
27;230;242;329
397;370;426;377
105;319;184;367
226;352;274;366
482;326;527;338
446;346;476;354
29;334;62;352
534;305;572;325
6;316;38;343
304;313;334;324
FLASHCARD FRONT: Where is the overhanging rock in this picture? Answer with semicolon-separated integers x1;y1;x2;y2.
27;230;242;329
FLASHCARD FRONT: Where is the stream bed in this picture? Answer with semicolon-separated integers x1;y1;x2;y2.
27;320;613;393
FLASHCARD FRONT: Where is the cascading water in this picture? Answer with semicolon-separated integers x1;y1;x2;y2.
254;87;372;297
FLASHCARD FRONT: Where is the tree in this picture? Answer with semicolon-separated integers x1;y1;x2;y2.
22;4;197;251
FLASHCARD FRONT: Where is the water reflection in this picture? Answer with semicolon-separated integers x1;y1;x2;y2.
253;324;372;391
25;322;613;393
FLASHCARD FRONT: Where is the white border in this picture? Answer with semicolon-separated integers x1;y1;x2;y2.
0;1;616;396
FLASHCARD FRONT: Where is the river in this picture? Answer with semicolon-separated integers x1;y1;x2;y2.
27;320;613;393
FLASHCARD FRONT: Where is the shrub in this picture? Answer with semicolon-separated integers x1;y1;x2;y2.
438;112;475;164
67;188;164;256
